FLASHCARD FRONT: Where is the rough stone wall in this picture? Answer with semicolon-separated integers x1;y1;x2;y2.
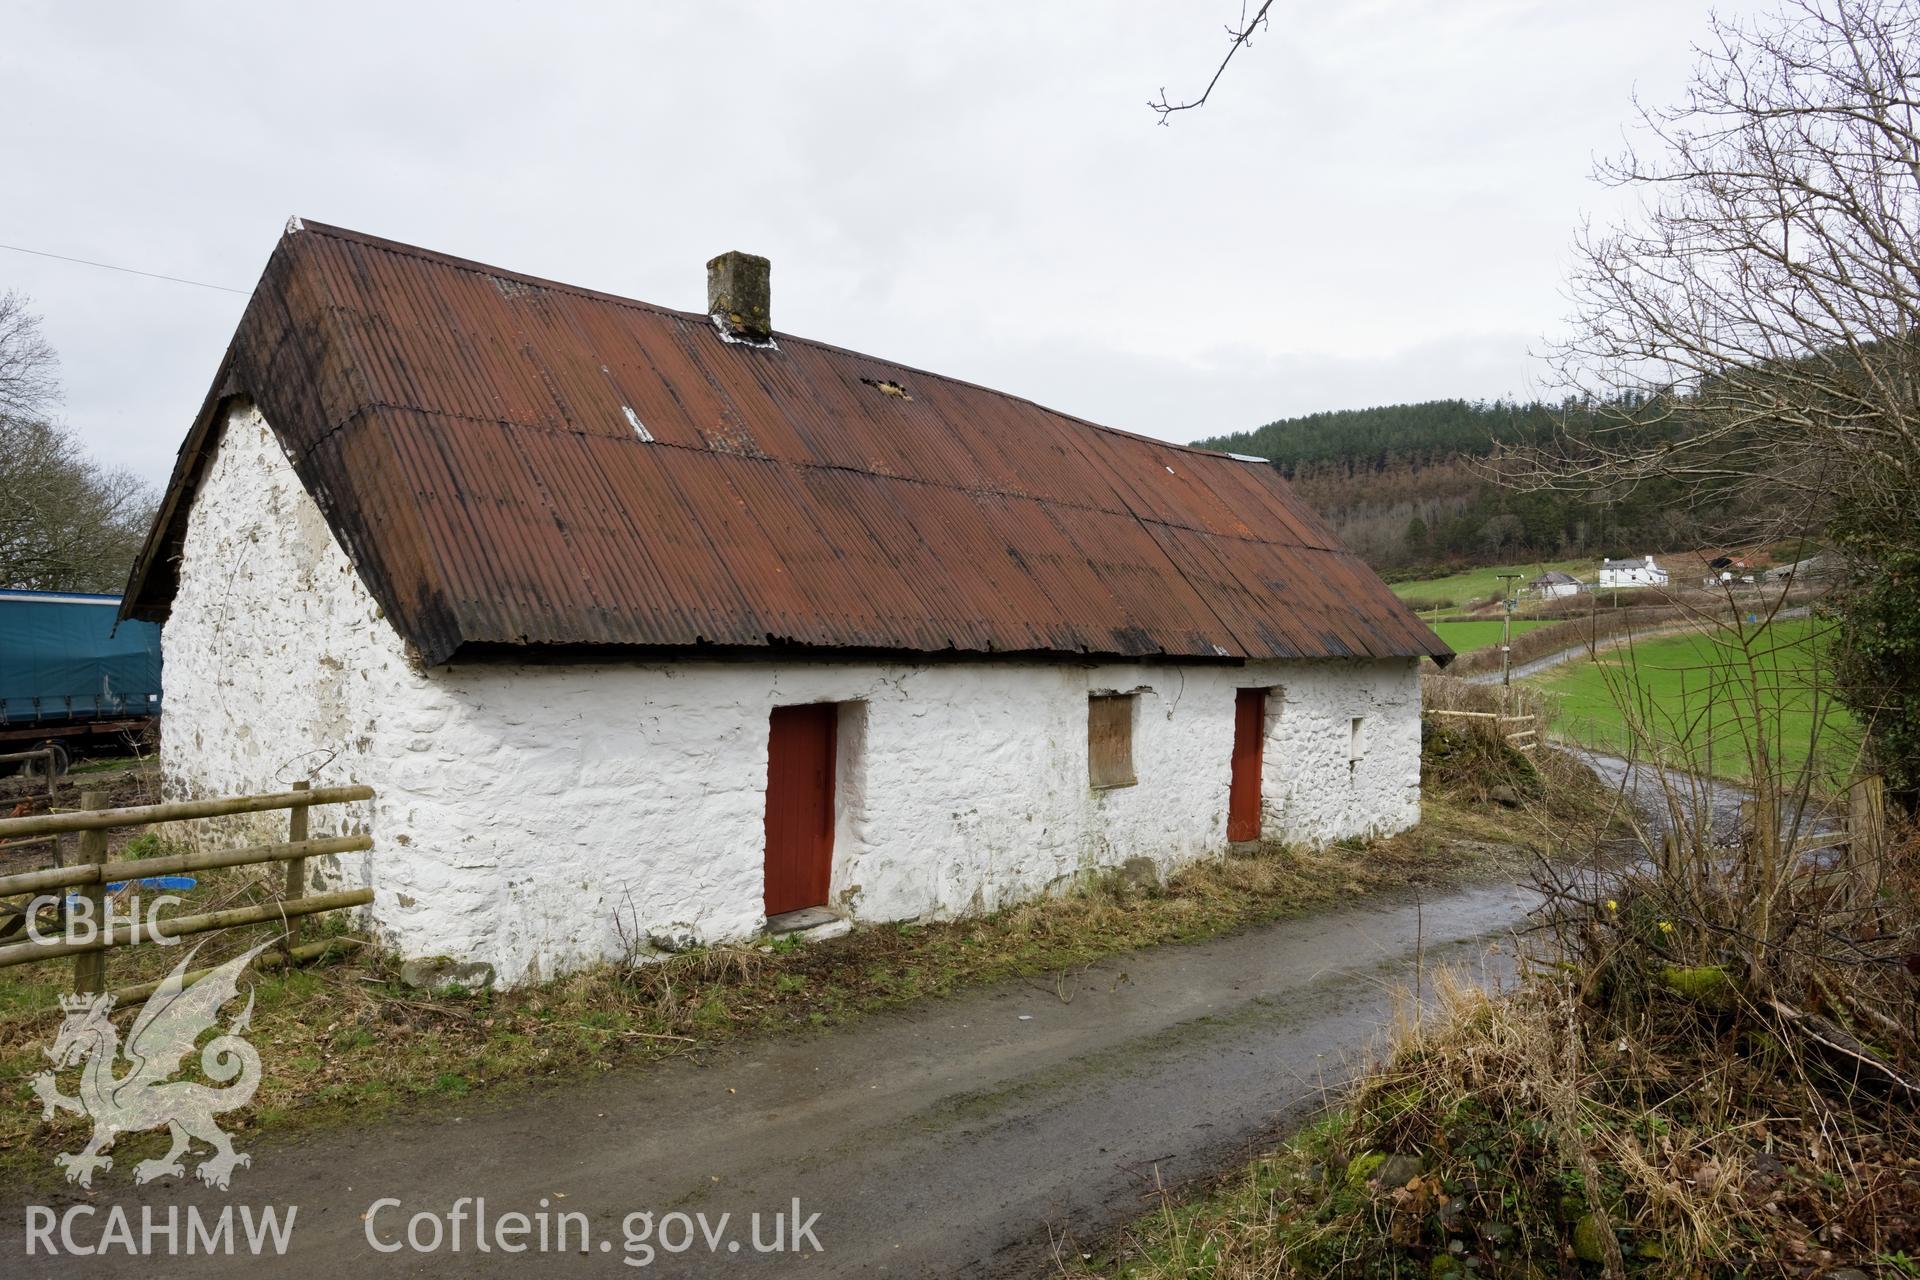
161;403;1423;985
157;403;390;870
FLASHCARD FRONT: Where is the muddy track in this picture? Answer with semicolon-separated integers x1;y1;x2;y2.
0;880;1537;1277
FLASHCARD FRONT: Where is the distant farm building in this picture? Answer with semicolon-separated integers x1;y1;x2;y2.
1766;556;1832;585
1598;555;1670;589
1696;555;1757;587
1529;571;1583;600
122;220;1449;984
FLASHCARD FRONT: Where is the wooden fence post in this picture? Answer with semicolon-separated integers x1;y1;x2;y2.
283;780;309;947
1848;774;1887;904
49;751;63;871
72;791;107;995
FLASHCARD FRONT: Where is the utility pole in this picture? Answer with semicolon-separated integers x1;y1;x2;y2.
1497;573;1524;689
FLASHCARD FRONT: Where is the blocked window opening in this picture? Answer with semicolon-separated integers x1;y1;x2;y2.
1349;716;1367;768
1088;693;1137;789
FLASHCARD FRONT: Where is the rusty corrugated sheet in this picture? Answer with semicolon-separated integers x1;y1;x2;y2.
123;221;1451;669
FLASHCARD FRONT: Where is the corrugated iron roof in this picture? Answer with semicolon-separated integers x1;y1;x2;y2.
123;221;1451;669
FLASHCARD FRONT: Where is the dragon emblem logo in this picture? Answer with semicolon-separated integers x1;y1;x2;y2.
30;941;270;1190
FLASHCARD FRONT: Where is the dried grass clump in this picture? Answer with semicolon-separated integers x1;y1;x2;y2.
1104;960;1920;1278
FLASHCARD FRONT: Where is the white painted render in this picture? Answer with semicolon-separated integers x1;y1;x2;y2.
160;402;1424;986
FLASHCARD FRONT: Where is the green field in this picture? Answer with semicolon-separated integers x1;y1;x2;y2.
1526;619;1860;783
1388;560;1592;612
1427;619;1555;654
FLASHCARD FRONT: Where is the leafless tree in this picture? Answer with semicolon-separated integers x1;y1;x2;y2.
0;293;155;593
1485;3;1920;1039
0;290;59;421
1501;0;1920;559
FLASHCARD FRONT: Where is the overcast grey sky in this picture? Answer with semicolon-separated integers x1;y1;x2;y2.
3;1;1755;486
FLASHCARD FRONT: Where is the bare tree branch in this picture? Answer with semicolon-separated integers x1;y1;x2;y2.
1149;0;1277;124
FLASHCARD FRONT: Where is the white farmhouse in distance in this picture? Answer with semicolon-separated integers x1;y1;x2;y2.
1598;555;1670;588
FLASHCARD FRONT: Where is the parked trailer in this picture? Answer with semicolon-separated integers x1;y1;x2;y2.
0;590;162;772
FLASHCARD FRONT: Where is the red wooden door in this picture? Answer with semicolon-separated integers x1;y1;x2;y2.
764;704;837;916
1228;688;1265;842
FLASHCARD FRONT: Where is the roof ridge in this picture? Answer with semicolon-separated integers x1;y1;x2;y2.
292;219;704;326
287;218;1244;463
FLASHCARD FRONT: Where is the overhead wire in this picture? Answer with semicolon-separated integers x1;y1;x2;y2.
0;241;248;295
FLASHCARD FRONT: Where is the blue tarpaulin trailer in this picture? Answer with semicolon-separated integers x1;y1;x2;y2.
0;590;162;765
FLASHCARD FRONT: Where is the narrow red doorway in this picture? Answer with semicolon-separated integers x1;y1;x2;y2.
1228;688;1265;842
765;704;837;916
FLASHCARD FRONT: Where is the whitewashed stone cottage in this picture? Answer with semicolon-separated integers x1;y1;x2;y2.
121;220;1450;985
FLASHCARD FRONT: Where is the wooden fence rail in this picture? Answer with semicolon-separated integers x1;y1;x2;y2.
0;834;373;898
0;747;61;796
0;748;62;862
1426;708;1541;753
0;781;375;1000
0;783;372;839
1426;710;1537;722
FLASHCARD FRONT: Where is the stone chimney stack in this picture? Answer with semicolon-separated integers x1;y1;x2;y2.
706;251;771;343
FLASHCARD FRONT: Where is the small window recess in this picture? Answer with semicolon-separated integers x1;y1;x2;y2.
1349;716;1366;772
1088;692;1138;789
